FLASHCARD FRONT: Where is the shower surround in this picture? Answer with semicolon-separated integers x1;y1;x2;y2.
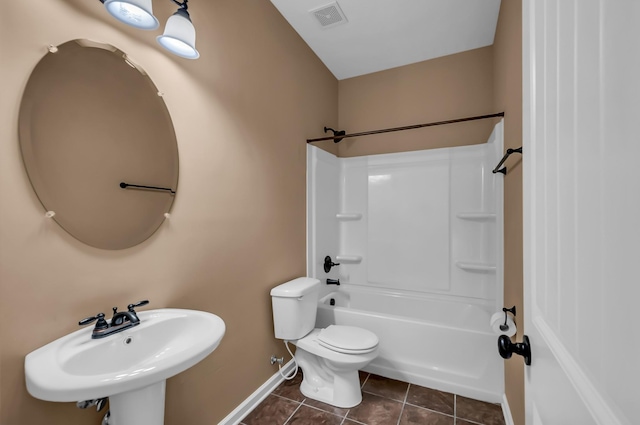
307;121;505;403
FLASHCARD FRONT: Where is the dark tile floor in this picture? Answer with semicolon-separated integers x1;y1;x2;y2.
240;371;505;425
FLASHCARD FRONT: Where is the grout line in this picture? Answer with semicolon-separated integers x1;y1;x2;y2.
454;394;457;423
299;402;348;420
456;418;486;425
360;373;370;389
340;410;359;425
271;393;304;404
403;401;455;418
339;407;351;425
396;404;405;424
282;401;304;425
360;389;406;404
395;383;411;425
403;383;410;404
299;396;352;422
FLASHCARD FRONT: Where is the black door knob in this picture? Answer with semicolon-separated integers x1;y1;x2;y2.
498;335;532;366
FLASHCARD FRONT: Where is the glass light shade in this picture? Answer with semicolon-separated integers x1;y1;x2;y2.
104;0;159;30
157;9;199;60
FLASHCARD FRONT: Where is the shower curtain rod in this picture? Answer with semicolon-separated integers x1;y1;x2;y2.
306;112;505;143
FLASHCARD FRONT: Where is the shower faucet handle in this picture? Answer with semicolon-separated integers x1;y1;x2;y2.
323;256;341;273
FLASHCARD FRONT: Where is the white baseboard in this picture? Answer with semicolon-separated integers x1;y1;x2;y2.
217;360;295;425
502;393;515;425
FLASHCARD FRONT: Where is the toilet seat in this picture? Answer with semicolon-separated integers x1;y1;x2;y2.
317;325;378;354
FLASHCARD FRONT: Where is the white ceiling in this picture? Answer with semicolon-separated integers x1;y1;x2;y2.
270;0;502;80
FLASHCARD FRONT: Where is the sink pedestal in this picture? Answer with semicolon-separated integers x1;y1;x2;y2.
109;381;166;425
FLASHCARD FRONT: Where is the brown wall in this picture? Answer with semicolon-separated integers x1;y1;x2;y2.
0;0;337;424
493;1;524;424
337;46;497;157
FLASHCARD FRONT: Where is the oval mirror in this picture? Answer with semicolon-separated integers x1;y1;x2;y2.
19;40;179;250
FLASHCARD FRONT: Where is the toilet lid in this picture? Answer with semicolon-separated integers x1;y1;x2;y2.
318;325;378;354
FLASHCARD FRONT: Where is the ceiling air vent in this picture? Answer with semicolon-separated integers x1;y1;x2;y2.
310;2;348;28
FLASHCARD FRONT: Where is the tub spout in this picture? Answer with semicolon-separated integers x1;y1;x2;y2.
326;279;340;286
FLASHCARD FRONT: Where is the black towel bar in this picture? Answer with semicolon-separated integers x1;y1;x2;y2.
120;182;175;194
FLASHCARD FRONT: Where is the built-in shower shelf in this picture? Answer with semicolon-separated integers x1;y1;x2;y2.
336;213;362;221
456;212;496;221
455;262;496;272
336;255;362;263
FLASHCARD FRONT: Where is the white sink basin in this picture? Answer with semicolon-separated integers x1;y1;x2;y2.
25;309;225;403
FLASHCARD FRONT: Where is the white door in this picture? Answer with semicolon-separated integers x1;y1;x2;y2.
523;1;639;424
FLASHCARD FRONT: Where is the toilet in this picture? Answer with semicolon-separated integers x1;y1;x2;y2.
270;277;378;408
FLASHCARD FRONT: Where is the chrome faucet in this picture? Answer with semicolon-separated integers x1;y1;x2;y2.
79;300;149;339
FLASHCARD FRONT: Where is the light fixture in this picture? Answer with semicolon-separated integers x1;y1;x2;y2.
100;0;199;59
157;7;199;59
103;0;159;30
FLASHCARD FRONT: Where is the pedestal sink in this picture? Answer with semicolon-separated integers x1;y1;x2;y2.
25;309;225;425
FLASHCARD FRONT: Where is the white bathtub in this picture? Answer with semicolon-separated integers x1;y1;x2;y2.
315;285;504;403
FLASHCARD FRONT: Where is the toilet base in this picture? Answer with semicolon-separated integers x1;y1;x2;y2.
295;347;363;408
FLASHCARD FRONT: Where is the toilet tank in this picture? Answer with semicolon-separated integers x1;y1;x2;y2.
270;277;320;340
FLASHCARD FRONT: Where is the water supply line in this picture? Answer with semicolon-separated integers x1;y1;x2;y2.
273;341;298;380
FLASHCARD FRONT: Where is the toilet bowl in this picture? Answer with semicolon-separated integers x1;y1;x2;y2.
271;277;379;408
293;327;378;407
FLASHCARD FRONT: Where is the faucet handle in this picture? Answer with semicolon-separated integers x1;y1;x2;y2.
78;313;108;330
324;256;341;273
127;300;149;312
